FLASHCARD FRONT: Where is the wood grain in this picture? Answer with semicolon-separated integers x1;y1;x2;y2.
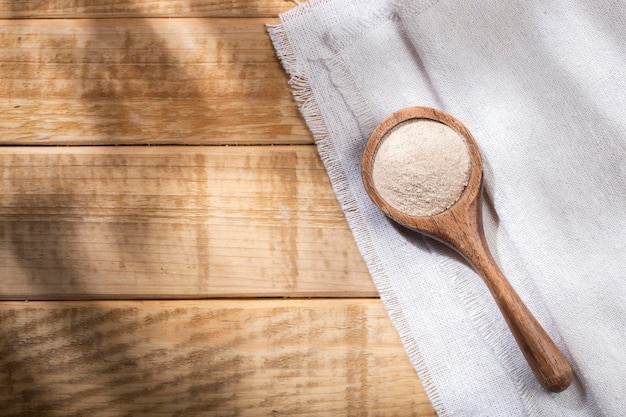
0;1;438;413
0;299;437;417
0;146;374;299
0;18;310;145
0;0;294;18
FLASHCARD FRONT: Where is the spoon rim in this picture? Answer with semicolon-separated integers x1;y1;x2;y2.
361;106;483;231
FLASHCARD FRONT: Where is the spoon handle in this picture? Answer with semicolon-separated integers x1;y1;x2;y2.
447;203;574;392
470;241;573;392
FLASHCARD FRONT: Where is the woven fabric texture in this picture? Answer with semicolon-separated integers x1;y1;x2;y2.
269;1;626;415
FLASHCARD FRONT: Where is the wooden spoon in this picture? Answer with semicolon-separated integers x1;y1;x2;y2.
361;106;573;392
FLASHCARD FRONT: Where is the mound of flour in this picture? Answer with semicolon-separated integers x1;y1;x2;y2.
372;119;471;217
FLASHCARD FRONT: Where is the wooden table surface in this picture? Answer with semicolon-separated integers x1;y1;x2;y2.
0;1;437;415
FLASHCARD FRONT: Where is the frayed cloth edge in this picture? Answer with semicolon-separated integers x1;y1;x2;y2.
267;7;450;417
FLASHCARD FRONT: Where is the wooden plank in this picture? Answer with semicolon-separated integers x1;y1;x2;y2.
0;299;436;417
0;18;310;145
0;0;293;19
0;146;374;299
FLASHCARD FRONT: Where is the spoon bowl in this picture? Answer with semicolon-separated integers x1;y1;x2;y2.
362;106;573;392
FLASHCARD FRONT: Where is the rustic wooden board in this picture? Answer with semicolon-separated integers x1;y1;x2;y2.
0;0;294;18
0;18;310;145
0;299;436;417
0;2;438;414
0;146;374;299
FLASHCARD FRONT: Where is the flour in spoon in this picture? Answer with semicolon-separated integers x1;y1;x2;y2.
372;119;471;217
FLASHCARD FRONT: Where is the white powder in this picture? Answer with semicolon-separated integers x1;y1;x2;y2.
372;119;471;217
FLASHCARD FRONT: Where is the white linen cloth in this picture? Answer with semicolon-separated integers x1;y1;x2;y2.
268;1;626;415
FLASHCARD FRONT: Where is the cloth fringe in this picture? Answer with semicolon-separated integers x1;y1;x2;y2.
267;6;449;416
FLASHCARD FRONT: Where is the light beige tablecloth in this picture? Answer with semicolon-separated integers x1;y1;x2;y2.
270;1;626;415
